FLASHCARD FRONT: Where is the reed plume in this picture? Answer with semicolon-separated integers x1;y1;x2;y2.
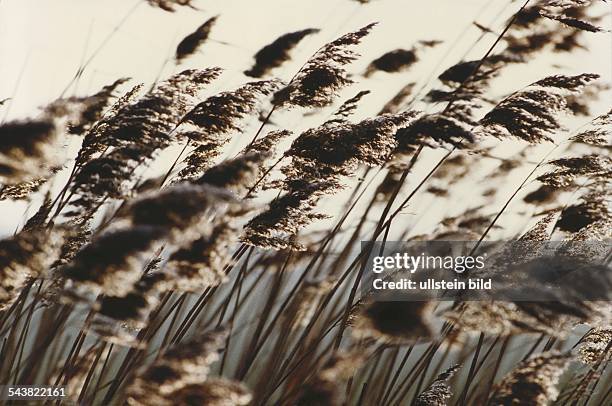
0;178;47;201
0;231;59;310
577;327;612;365
76;83;145;166
126;328;229;404
62;226;165;296
71;68;222;211
147;0;195;12
126;183;236;241
430;55;507;125
196;152;271;196
393;114;475;155
354;301;435;344
181;80;280;138
569;108;611;146
488;351;571;405
272;23;377;108
49;78;129;135
175;80;280;181
379;82;415;114
175;16;218;63
0;119;59;184
331;90;371;119
166;379;252;406
245;28;320;78
295;351;364;406
478;73;599;143
94;272;166;331
414;364;461;406
364;40;441;77
283;112;417;187
555;190;610;232
165;222;234;291
243;181;333;250
539;3;608;33
244;112;415;249
537;154;611;187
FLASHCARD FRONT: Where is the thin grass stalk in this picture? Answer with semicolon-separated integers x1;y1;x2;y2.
218;263;246;376
58;0;143;97
155;294;188;359
522;333;546;361
466;336;502;403
216;248;253;327
483;336;511;402
89;343;114;404
381;346;414;404
456;332;485;406
171;244;249;344
234;252;290;379
77;342;106;404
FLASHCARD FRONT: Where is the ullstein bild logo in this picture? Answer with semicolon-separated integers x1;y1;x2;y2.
360;240;611;302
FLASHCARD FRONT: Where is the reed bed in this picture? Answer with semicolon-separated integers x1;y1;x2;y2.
0;0;610;405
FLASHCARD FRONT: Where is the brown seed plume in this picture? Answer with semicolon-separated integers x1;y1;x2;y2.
245;28;320;78
295;351;364;406
283;112;417;187
577;327;612;365
70;68;222;212
273;23;377;108
245;112;414;250
414;364;461;406
181;80;281;139
47;78;129;135
127;328;227;404
96;272;166;324
76;82;145;166
242;182;333;251
537;154;611;187
355;301;435;344
555;191;610;232
0;119;58;184
147;0;195;12
175;80;281;181
62;226;166;296
167;379;252;406
0;231;59;311
92;272;167;345
549;15;607;32
393;113;475;154
331;90;371;119
196;152;270;196
165;222;234;291
0;178;47;201
379;82;415;114
175;142;224;182
478;74;599;143
365;41;441;77
489;351;571;405
127;183;236;241
176;16;218;63
365;48;417;76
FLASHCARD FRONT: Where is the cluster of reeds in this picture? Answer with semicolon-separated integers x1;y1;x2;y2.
0;0;610;404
